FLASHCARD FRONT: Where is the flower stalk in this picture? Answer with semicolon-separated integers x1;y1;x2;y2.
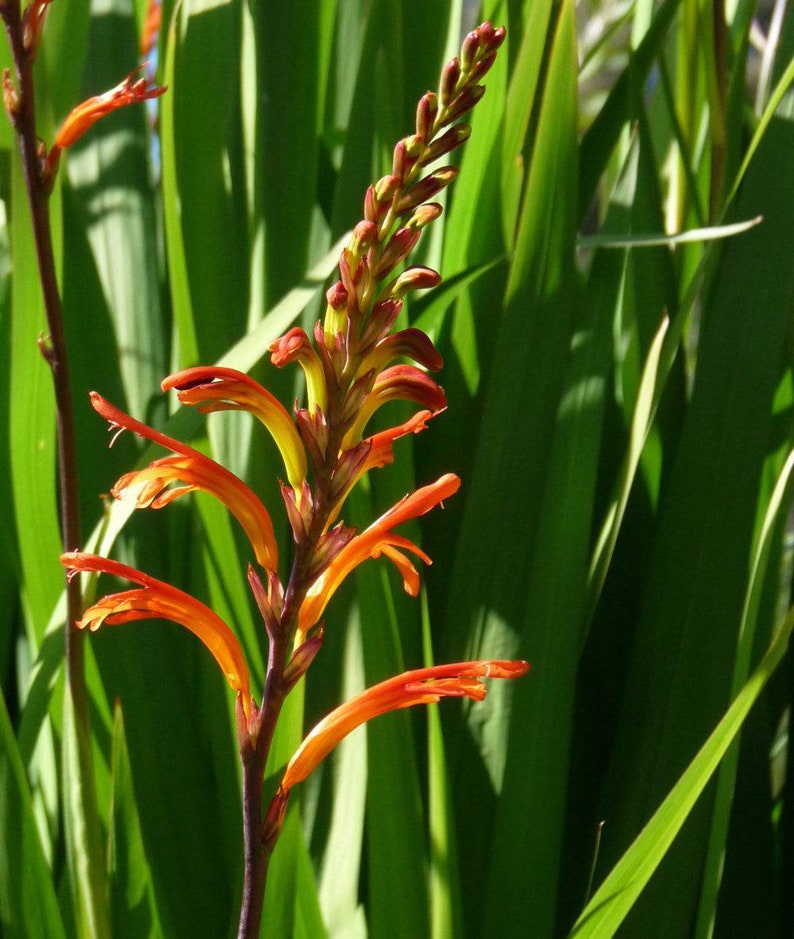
58;21;518;939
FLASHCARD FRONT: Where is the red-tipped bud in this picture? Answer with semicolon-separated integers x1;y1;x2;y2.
469;52;498;84
270;327;313;367
248;565;282;639
283;627;325;690
392;136;425;181
23;0;54;59
374;173;401;202
485;24;506;52
374;227;422;280
326;280;348;311
364;185;380;223
341;370;377;427
359;298;404;353
420;124;471;166
440;57;462;106
396;167;459;214
387;265;442;299
460;30;481;71
407;202;443;230
350;220;378;254
263;787;290;847
441;85;486;126
416;92;439;139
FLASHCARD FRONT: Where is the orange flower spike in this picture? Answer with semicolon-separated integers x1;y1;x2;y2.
297;473;461;642
162;367;308;493
279;660;529;792
54;68;166;150
61;552;252;717
90;393;278;570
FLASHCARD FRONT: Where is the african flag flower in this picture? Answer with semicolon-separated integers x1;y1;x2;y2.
62;552;252;718
89;392;278;570
61;23;519;932
265;660;530;832
43;67;165;182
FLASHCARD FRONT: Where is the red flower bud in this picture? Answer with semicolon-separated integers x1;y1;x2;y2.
415;92;439;139
440;57;461;106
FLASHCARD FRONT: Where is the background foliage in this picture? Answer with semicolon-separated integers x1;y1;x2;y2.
2;0;794;935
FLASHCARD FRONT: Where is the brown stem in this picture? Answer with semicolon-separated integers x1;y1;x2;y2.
238;746;270;938
1;4;87;717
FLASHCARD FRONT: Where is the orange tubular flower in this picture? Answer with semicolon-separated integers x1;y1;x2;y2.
296;473;461;643
54;68;166;150
61;552;252;717
90;393;278;571
162;367;308;493
277;659;529;793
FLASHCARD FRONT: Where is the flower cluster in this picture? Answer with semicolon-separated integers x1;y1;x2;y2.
62;22;526;817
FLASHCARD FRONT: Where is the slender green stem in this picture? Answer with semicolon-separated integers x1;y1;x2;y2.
0;2;88;720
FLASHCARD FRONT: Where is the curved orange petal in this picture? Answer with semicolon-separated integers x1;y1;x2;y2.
61;552;252;715
297;473;460;641
55;68;166;150
280;659;529;791
91;393;278;571
162;367;307;492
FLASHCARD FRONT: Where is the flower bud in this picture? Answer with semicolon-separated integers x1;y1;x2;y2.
460;30;481;71
440;57;461;106
295;405;328;470
415;92;439;139
441;84;486;126
329;442;372;503
386;265;441;299
359;298;403;353
395;167;459;214
469;52;498;84
350;220;378;255
374;173;401;202
407;202;443;230
283;627;325;690
374;227;422;280
281;481;314;544
420;125;471;166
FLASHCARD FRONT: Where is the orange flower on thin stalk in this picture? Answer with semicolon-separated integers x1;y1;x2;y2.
62;552;253;718
265;659;530;831
90;392;279;571
296;473;461;644
45;67;165;180
54;67;165;149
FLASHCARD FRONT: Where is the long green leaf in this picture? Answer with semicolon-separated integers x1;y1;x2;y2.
572;602;794;936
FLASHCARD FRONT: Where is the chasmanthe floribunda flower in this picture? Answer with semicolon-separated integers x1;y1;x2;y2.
60;27;522;914
296;473;462;644
89;392;278;570
264;659;530;832
44;67;165;181
62;552;252;717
